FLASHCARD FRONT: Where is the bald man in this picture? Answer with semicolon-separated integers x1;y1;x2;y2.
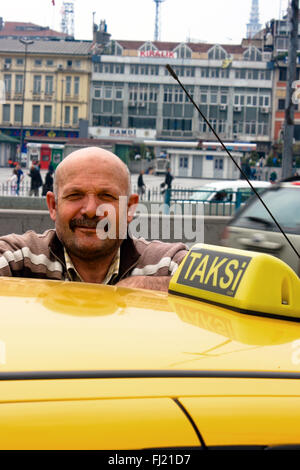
0;147;187;292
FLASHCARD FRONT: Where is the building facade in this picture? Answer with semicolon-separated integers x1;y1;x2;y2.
90;39;273;156
0;38;91;163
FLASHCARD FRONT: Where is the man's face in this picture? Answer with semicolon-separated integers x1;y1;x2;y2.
47;156;137;261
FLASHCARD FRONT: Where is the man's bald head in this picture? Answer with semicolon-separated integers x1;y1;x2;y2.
54;146;131;198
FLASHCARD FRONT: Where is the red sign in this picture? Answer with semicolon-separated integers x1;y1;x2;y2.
138;50;177;59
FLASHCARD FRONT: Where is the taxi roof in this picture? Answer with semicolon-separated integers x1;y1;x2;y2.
1;277;300;377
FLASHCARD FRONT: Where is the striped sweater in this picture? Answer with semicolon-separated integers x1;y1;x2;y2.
0;229;188;283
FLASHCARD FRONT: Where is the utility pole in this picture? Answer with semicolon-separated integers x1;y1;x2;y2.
282;0;299;179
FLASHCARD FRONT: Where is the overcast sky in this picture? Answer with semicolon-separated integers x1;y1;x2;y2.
1;0;290;43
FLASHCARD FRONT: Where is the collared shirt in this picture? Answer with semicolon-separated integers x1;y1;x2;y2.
64;247;120;284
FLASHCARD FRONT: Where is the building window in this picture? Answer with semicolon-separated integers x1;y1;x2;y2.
235;69;246;79
174;44;192;59
16;58;24;66
64;106;70;124
139;41;157;52
33;75;41;94
45;76;53;95
67;60;72;68
4;58;12;65
65;76;72;95
279;68;287;81
163;118;192;131
243;47;262;62
2;104;10;122
115;88;123;100
278;98;285;110
32;105;40;124
46;60;54;67
74;60;81;68
74;77;80;96
73;106;79;125
15;75;24;94
210;93;218;104
113;42;123;56
34;59;42;67
44;105;52;124
208;45;227;60
179;157;188;168
94;87;102;98
104;87;112;99
14;104;22;122
4;75;11;93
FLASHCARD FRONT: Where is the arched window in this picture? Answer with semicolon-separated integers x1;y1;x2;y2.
111;41;123;56
208;45;227;60
174;44;192;59
139;41;158;52
243;47;262;62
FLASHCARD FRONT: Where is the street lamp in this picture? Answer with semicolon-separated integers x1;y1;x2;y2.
19;38;34;162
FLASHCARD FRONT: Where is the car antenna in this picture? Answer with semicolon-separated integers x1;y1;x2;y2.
166;64;300;260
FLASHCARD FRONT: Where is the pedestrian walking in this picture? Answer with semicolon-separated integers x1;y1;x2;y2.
137;170;146;200
6;168;18;196
42;168;54;196
28;162;43;196
15;163;24;196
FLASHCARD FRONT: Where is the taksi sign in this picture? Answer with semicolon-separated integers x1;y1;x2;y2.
176;248;251;298
138;50;177;58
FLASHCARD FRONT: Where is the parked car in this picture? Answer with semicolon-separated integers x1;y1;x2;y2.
173;180;271;216
221;179;300;275
184;180;271;203
1;242;300;450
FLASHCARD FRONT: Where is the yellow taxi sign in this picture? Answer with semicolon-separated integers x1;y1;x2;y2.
169;244;300;320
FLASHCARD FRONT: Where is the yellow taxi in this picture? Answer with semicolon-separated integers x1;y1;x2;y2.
1;243;300;450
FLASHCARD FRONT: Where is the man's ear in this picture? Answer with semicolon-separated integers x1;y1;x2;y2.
46;192;57;222
127;193;139;223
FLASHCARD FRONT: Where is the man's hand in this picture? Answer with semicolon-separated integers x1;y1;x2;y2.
116;276;171;292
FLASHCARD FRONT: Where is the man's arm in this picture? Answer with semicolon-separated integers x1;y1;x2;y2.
116;276;171;292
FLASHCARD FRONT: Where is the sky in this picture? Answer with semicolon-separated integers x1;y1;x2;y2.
0;0;290;44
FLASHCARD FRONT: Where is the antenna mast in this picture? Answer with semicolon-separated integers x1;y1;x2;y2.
153;0;166;41
61;1;75;38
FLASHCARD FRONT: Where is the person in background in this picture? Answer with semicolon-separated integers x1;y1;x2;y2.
137;169;146;200
15;163;24;196
42;168;54;196
28;162;42;196
164;167;174;190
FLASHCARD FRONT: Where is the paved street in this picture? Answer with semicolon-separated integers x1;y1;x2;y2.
0;166;215;195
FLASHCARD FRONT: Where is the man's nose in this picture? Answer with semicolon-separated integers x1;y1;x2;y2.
80;195;99;217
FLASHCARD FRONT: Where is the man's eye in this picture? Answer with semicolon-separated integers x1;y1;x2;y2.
100;194;116;200
66;193;82;200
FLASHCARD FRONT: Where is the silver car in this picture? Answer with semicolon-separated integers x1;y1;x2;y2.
221;180;300;275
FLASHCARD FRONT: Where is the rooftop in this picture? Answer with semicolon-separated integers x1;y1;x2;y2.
0;38;92;55
0;21;67;39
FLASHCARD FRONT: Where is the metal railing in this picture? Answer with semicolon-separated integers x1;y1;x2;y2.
165;188;253;216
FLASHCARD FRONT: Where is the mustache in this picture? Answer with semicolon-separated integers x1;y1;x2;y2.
69;217;100;230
